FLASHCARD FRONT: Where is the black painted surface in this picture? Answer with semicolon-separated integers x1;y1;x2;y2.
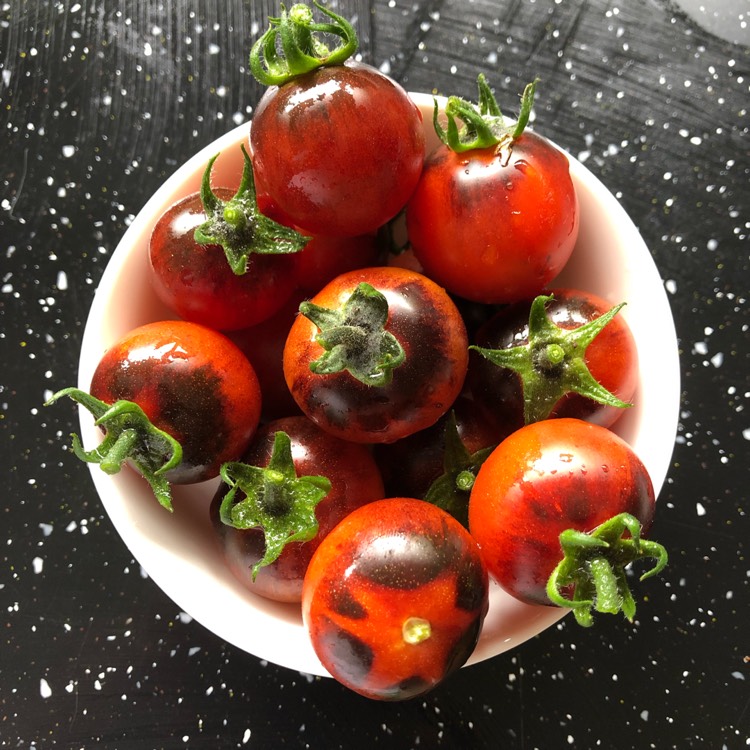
2;1;748;747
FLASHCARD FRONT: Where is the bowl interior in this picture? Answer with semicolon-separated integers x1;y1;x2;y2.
77;93;680;677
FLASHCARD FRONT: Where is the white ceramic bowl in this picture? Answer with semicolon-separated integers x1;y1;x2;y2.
76;93;680;677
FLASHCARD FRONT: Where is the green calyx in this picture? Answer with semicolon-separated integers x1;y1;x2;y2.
546;512;669;627
435;74;538;154
194;144;310;275
470;294;633;425
44;387;182;512
423;412;495;529
219;431;332;579
300;282;406;387
249;1;358;87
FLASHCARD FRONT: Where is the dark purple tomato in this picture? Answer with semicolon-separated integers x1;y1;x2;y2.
250;61;425;238
211;416;385;603
283;266;469;444
302;497;489;700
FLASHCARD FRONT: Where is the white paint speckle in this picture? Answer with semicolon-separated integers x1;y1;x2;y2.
32;556;43;574
61;145;75;158
696;502;706;516
242;729;252;744
40;678;52;698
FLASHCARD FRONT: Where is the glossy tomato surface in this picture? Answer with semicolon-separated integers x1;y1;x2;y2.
148;189;297;331
90;320;261;484
468;418;655;606
406;131;579;304
283;266;469;443
210;416;384;603
250;61;425;237
302;497;489;700
469;288;639;434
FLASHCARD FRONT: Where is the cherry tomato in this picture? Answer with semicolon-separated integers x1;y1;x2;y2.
90;320;261;481
228;294;305;421
250;60;425;237
211;416;384;603
406;77;578;304
149;188;298;331
283;266;469;444
292;232;381;294
469;419;662;620
469;289;639;434
302;497;489;700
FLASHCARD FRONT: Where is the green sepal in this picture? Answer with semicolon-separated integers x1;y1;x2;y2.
546;512;669;627
434;74;538;154
422;412;496;529
470;293;633;425
249;1;358;87
44;387;181;512
219;431;331;579
193;144;310;275
300;282;406;387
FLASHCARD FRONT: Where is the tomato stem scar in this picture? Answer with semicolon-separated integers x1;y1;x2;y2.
402;617;432;645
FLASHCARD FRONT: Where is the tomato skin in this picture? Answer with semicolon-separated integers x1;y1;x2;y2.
405;132;579;304
283;266;469;444
292;232;381;294
468;418;655;606
90;320;261;484
469;288;639;434
250;61;425;237
148;189;298;331
302;497;489;700
374;392;504;500
210;416;384;603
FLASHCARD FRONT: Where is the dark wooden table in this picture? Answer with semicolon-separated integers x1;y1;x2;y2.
2;1;748;747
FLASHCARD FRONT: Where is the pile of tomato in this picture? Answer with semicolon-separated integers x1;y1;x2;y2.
48;2;668;702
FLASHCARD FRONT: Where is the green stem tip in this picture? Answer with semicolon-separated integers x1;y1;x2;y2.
546;512;668;627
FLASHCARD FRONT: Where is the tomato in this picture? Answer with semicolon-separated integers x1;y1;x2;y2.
228;294;305;421
406;76;578;304
292;232;381;294
211;416;384;603
374;392;503;504
47;321;262;510
469;418;667;625
469;289;639;434
302;497;489;700
283;266;469;443
248;5;424;237
149;146;309;331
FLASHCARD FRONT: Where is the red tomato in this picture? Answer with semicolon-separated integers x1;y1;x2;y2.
283;266;469;443
250;61;425;237
292;232;381;294
469;419;657;611
89;321;262;485
469;289;639;433
148;189;298;331
302;497;489;700
406;78;578;304
211;416;385;603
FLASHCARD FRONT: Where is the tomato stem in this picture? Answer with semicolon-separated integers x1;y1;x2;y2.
434;74;538;153
300;282;406;387
546;512;668;627
44;387;182;512
402;617;432;645
194;145;310;275
470;293;633;425
219;431;331;579
249;1;358;87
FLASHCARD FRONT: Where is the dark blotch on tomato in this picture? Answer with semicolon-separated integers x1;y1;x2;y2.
329;586;368;620
319;622;374;684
